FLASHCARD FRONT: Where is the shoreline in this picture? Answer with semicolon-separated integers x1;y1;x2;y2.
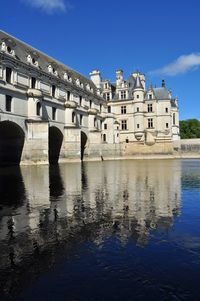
19;152;200;166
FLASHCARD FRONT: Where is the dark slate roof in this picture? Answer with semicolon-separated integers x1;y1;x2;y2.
134;75;143;89
0;30;98;93
171;99;177;107
153;87;170;100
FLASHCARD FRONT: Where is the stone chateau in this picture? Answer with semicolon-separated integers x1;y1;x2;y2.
0;30;179;165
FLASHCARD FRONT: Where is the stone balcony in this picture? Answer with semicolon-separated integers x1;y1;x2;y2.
27;88;43;98
88;108;98;115
64;101;78;109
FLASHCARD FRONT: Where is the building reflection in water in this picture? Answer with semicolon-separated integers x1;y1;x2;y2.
0;160;181;298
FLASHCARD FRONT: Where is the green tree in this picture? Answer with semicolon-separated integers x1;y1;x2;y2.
180;119;200;139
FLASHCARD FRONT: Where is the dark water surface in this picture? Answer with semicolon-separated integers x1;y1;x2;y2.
0;159;200;301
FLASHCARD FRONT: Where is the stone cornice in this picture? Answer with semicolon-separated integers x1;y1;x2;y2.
0;52;105;103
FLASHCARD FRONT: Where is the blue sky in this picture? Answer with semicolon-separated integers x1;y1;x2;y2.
1;0;200;120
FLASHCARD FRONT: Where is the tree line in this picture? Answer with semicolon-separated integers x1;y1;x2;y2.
179;119;200;139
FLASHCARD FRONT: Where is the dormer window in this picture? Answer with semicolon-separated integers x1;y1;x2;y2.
32;57;38;66
64;72;68;80
121;90;126;100
105;83;108;89
27;55;38;66
27;54;32;64
48;65;53;73
48;65;57;75
6;45;14;55
1;42;6;52
7;46;12;54
149;94;152;100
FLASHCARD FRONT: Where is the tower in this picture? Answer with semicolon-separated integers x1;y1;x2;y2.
133;75;145;141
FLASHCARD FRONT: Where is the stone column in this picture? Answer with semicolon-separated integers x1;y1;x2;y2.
64;101;81;161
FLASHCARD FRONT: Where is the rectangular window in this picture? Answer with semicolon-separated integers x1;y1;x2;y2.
121;105;126;114
80;114;83;125
108;106;111;113
149;94;152;100
31;77;36;89
121;120;127;130
67;91;70;100
137;107;139;112
136;95;139;99
104;123;107;130
121;90;126;100
52;107;56;120
52;85;56;97
148;104;153;113
166;123;169;128
6;95;12;112
173;113;176;125
6;67;12;83
137;124;140;129
105;83;108;89
165;107;168;113
79;96;82;106
148;118;153;128
106;93;110;101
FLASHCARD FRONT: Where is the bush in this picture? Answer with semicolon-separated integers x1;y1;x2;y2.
180;119;200;139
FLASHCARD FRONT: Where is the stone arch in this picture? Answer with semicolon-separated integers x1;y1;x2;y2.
49;126;63;164
81;131;88;161
0;121;25;166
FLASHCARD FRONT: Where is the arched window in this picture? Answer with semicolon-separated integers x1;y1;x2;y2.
103;134;106;142
36;102;41;116
72;112;75;123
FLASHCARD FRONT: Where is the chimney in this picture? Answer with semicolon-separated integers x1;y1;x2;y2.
162;79;165;88
89;70;101;89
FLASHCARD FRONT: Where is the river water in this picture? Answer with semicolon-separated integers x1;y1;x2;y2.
0;159;200;301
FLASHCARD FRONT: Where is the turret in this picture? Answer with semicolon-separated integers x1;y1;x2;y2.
116;69;123;86
133;75;145;141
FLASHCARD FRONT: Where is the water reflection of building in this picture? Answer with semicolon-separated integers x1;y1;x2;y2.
0;160;181;298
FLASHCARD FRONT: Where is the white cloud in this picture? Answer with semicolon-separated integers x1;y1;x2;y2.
150;53;200;76
22;0;71;13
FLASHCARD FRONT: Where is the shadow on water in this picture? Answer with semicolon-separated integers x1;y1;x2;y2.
49;164;64;200
0;166;26;209
81;162;88;191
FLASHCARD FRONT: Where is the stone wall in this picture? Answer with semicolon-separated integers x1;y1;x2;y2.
173;139;200;158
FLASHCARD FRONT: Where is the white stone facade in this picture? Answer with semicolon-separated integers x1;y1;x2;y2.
90;70;180;147
0;30;180;165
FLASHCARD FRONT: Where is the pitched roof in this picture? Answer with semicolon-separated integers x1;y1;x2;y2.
0;30;98;93
153;87;170;100
134;75;143;89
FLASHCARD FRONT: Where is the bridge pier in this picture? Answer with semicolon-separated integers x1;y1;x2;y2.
22;120;49;164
